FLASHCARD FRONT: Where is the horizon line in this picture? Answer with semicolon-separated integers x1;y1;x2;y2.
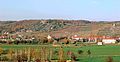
0;18;120;22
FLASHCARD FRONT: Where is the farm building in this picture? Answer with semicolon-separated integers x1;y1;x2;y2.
102;38;116;44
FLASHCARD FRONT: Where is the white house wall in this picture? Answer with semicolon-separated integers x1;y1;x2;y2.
102;39;116;44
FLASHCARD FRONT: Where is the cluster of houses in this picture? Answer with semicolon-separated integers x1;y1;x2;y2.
71;35;120;45
47;34;120;45
0;31;120;45
0;32;36;44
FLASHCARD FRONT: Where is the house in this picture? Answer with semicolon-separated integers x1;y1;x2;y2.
71;35;80;40
26;30;33;32
4;32;9;35
102;38;116;44
88;37;97;43
97;42;103;45
47;35;52;40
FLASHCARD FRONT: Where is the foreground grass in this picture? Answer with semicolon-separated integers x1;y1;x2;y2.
0;44;120;62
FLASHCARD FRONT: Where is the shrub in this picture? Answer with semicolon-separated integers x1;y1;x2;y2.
78;50;83;54
87;50;91;55
71;53;77;61
54;50;58;55
0;48;3;55
106;56;113;62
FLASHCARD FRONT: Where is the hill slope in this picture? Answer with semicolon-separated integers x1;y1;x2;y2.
0;20;120;37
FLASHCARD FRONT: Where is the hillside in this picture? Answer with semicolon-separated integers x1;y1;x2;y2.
0;20;120;37
0;20;90;32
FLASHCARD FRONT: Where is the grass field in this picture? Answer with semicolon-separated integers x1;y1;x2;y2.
0;44;120;62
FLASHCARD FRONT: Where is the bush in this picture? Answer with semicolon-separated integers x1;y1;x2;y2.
78;50;83;54
2;49;9;54
106;56;113;62
71;53;77;61
54;50;58;55
0;48;3;55
87;50;91;55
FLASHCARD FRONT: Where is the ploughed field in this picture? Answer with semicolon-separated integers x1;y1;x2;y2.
0;44;120;62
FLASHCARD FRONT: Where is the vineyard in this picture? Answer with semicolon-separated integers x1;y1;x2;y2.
0;44;120;62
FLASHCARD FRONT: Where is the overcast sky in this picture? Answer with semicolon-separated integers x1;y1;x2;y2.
0;0;120;21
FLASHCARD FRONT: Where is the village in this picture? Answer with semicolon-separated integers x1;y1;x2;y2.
0;31;120;62
0;31;120;46
1;0;120;61
0;20;120;62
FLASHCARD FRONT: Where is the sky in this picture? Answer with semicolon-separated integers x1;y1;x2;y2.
0;0;120;21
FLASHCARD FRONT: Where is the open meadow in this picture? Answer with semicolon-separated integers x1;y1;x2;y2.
0;44;120;62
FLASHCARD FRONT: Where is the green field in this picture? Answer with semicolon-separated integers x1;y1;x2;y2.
0;44;120;62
